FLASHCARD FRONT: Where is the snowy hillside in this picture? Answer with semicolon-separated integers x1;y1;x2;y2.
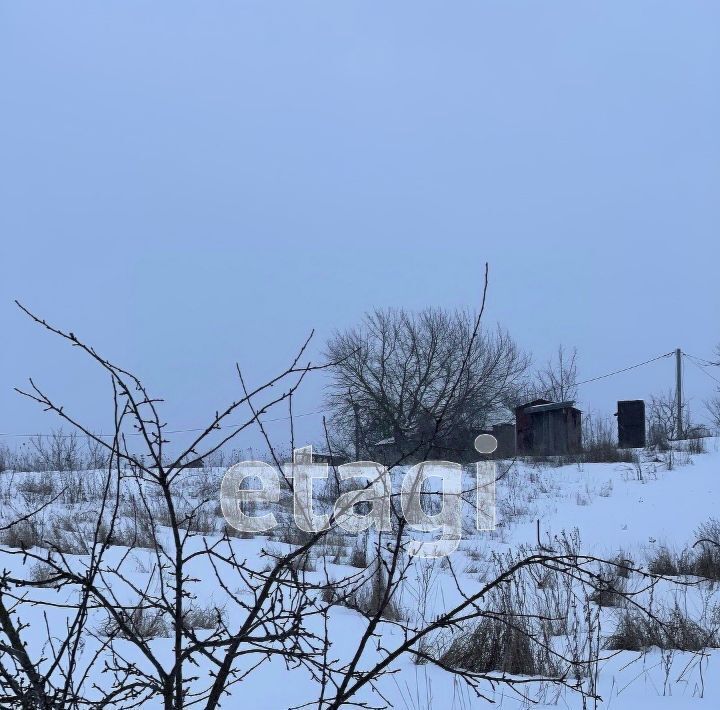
0;439;718;709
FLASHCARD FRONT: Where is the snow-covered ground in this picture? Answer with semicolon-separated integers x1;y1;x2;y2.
1;439;718;709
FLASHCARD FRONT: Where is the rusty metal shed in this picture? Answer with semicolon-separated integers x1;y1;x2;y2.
515;399;582;456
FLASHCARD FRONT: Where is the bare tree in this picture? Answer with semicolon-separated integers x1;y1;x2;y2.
29;430;84;472
1;302;330;710
705;344;720;431
324;306;529;462
536;345;578;403
0;430;110;473
648;390;688;447
707;398;720;431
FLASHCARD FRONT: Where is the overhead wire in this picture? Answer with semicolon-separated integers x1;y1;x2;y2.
574;350;675;387
0;408;326;439
1;349;708;439
684;353;720;387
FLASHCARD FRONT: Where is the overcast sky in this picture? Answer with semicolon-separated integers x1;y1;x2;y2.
1;1;718;456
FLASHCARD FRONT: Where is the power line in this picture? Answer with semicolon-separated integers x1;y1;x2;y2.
575;350;675;387
684;352;720;368
684;354;720;387
0;408;326;439
0;349;695;438
685;352;720;367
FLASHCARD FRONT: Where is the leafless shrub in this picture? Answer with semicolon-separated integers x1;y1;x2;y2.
647;545;689;577
463;560;484;574
683;432;707;454
178;506;218;535
646;523;720;582
575;490;591;506
45;519;86;554
693;544;720;582
0;518;43;549
346;563;403;622
613;552;634;578
663;448;675;470
29;430;84;472
85;435;110;469
316;528;348;557
2;432;109;473
589;564;626;608
0;444;11;473
701;345;720;431
648;390;685;447
269;517;316;547
440;610;557;677
598;479;613;497
694;518;720;581
320;582;336;605
438;540;602;683
579;413;634;463
183;603;226;630
185;470;220;500
116;517;158;550
222;523;255;540
16;473;56;501
100;606;170;640
289;551;316;573
59;470;93;504
607;605;718;652
29;559;60;587
707;395;720;432
348;538;369;568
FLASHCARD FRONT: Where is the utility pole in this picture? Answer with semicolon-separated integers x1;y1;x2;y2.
676;348;683;440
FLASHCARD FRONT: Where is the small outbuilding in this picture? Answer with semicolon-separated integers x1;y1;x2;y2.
488;422;517;458
616;400;646;448
515;399;582;456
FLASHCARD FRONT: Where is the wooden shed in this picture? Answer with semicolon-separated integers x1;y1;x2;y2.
515;400;582;456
